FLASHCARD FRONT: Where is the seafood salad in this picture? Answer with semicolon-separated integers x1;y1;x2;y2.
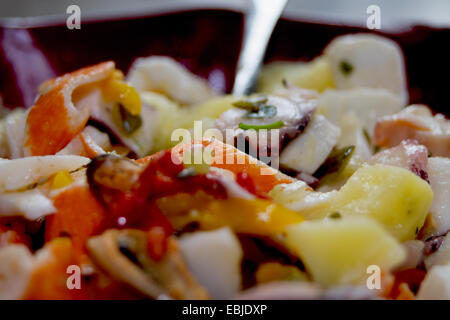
0;33;449;300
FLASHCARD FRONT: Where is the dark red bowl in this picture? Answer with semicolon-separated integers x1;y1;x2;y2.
1;9;449;115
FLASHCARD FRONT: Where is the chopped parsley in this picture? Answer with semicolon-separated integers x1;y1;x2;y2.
233;95;268;111
117;104;142;135
238;120;284;130
340;60;354;76
329;212;342;219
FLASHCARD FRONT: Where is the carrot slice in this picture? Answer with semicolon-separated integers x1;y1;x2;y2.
24;238;89;300
45;185;106;266
138;139;293;196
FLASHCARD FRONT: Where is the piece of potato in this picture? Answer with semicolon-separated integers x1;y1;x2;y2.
333;164;433;241
154;95;238;150
271;164;433;241
258;58;334;94
140;92;181;151
141;93;236;152
178;95;238;129
285;216;406;287
255;262;308;284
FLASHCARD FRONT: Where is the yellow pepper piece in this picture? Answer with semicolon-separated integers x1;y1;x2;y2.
181;147;211;174
51;171;73;189
102;70;141;115
196;198;304;236
256;262;308;284
110;69;125;81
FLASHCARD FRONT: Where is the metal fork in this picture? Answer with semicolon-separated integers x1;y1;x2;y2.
232;0;288;96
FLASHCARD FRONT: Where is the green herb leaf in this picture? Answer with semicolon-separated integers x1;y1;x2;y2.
244;105;277;119
315;145;355;178
340;60;354;76
329;212;342;219
362;129;371;146
362;128;381;154
233;95;268;111
118;104;142;135
238;120;284;130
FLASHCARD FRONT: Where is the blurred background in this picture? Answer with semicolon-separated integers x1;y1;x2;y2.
1;0;449;112
1;0;450;28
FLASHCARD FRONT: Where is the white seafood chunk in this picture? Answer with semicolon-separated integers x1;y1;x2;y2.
336;112;372;160
0;155;89;192
424;233;450;270
368;139;428;179
318;88;403;137
127;56;215;105
215;94;315;133
57;125;111;157
280;115;340;174
422;157;450;238
325;34;408;104
417;263;450;300
0;189;55;220
215;92;316;159
179;227;243;299
0;108;28;159
0;244;34;300
374;105;450;157
89;89;159;157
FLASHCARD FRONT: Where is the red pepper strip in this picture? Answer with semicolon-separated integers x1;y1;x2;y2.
147;226;168;261
101;150;228;228
91;150;230;259
389;268;426;299
236;171;263;198
137;149;228;200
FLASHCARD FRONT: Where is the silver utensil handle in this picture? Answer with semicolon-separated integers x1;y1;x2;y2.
232;0;288;96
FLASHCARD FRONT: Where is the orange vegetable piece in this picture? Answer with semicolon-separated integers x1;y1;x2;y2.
23;238;89;300
389;267;425;300
45;185;106;266
24;61;115;156
138;139;293;196
0;217;31;248
395;283;415;300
